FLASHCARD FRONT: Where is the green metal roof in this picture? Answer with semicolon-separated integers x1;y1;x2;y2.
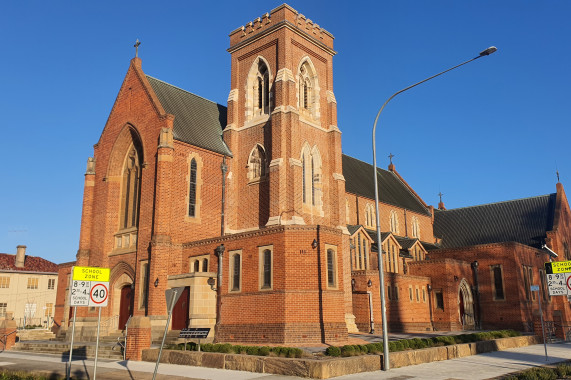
146;76;232;156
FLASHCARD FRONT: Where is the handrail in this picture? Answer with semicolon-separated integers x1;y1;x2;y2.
115;316;132;361
0;330;18;352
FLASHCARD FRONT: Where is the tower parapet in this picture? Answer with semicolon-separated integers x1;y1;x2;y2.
228;4;334;51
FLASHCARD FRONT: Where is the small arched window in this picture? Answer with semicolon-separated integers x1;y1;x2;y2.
248;144;267;182
189;158;197;217
193;260;200;273
202;258;208;272
247;58;271;120
301;144;322;211
411;216;420;239
389;210;399;235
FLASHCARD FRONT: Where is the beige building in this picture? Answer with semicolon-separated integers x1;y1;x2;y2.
0;245;58;327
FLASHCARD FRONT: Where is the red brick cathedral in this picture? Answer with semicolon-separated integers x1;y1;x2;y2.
55;4;571;344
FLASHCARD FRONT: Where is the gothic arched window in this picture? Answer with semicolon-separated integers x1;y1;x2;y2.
120;146;142;229
301;144;322;212
246;58;272;121
411;216;420;239
297;58;320;121
248;144;267;182
389;210;399;235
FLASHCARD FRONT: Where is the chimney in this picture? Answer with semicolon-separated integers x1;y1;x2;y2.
15;245;26;268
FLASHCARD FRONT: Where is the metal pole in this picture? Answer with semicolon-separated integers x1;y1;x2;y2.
93;307;102;380
153;289;178;380
372;47;496;371
538;291;548;361
67;307;77;380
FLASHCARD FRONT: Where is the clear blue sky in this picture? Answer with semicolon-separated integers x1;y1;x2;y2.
1;1;569;264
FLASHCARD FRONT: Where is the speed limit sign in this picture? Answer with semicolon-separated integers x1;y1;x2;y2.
90;283;109;306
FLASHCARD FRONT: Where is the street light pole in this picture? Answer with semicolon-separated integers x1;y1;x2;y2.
372;46;497;371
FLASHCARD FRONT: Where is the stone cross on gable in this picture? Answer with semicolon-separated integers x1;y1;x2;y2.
438;192;444;203
134;39;141;58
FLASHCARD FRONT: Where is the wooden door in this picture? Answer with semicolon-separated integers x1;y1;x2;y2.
171;287;190;330
118;285;133;330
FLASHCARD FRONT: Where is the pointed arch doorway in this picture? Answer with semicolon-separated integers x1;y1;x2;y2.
458;279;475;330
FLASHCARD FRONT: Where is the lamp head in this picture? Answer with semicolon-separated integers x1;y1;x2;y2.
479;46;497;56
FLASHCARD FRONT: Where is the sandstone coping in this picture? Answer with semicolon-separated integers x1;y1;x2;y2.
141;335;540;379
128;316;151;328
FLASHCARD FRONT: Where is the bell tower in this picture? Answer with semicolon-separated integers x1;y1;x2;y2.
224;4;346;234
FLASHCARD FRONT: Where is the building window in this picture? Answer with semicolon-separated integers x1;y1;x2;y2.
409;286;413;302
416;287;420;302
246;58;271;121
0;303;6;317
422;287;426;303
387;285;392;300
140;261;148;309
193;260;200;272
411;216;420;239
365;204;376;229
44;303;54;317
435;291;444;310
0;277;9;288
229;251;242;292
528;267;535;301
202;258;208;272
120;146;142;229
27;278;39;289
301;144;322;211
297;58;320;121
491;265;505;300
389;210;399;234
523;265;532;301
47;279;56;290
259;246;273;290
248;144;267;182
326;246;338;288
394;286;399;301
188;158;197;217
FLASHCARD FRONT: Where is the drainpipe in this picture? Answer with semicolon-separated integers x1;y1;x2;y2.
471;261;481;329
214;244;225;341
220;156;228;236
367;289;375;334
427;284;436;331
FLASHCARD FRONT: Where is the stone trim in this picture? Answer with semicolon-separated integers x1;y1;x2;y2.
332;173;345;181
227;89;239;102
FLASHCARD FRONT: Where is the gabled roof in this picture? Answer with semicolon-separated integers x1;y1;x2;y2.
433;194;556;249
146;76;232;156
0;253;58;273
342;155;430;215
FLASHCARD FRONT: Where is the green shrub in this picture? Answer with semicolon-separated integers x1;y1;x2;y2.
341;345;355;357
246;346;259;355
325;346;341;357
288;348;303;358
271;347;283;356
556;363;571;377
517;367;557;380
258;346;270;356
201;343;213;352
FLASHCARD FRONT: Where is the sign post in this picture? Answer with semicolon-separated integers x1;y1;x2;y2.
67;266;110;380
153;287;185;380
530;285;548;361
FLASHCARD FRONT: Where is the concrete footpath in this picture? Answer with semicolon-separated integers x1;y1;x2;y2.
0;342;569;380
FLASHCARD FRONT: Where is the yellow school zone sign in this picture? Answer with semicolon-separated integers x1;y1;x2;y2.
546;260;571;274
72;266;110;282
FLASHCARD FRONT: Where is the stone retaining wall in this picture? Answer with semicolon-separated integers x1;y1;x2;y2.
142;335;540;379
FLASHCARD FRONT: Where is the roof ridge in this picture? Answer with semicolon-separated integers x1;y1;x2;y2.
145;75;225;108
439;193;555;212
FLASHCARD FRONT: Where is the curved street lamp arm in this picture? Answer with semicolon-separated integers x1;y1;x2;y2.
371;47;496;371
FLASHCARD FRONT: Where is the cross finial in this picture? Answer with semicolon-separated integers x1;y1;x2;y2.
134;39;141;58
388;153;395;164
438;192;444;203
